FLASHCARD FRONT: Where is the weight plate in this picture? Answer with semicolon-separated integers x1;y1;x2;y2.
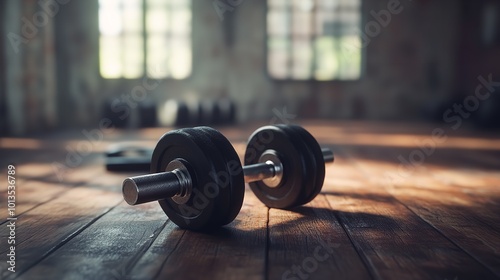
277;125;317;207
139;102;158;128
218;98;236;125
179;128;235;227
287;125;325;205
198;127;245;226
151;127;242;230
175;101;190;127
244;125;307;209
196;100;215;125
102;99;128;128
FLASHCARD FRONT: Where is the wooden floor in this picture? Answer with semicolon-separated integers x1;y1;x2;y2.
1;121;499;280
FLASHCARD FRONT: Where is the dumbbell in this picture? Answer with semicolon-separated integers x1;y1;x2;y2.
138;101;158;128
122;125;334;230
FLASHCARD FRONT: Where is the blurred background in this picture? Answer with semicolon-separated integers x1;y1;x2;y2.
1;0;500;136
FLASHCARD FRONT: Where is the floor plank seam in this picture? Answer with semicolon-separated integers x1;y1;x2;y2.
340;147;500;278
0;188;72;226
322;194;379;280
152;227;186;280
1;168;109;226
264;207;270;280
399;202;500;278
118;220;169;279
10;202;122;280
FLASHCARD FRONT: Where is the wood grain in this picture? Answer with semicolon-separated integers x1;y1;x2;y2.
325;150;498;280
331;125;500;279
0;122;499;280
267;194;371;280
19;202;167;280
0;166;122;279
129;189;268;280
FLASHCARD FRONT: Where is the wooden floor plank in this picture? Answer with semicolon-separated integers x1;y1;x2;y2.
0;181;68;224
391;186;500;277
1;122;498;280
19;202;167;280
0;160;111;225
267;194;372;280
129;189;268;280
322;148;498;280
335;126;500;277
0;178;122;279
351;150;500;277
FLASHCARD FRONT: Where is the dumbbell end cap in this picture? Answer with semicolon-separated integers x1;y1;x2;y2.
321;148;334;163
123;178;140;205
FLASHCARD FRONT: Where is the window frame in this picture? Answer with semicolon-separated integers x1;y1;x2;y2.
98;0;193;80
264;0;365;82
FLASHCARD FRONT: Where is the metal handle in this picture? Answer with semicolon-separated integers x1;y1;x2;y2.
123;148;334;205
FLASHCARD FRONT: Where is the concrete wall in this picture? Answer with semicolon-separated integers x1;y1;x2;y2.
3;0;58;135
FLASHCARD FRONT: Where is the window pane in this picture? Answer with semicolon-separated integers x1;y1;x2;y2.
171;8;191;36
147;34;170;78
268;37;289;79
170;37;191;79
314;36;337;80
146;5;170;33
267;0;361;80
292;0;313;12
338;35;361;79
146;0;192;79
99;0;122;36
100;35;122;78
123;34;144;78
148;0;167;7
123;0;142;33
268;10;290;36
292;10;312;36
268;0;287;9
338;0;361;9
171;0;190;8
292;39;313;79
98;0;193;79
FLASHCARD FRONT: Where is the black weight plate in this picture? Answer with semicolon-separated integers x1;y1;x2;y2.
195;100;215;125
277;125;317;207
287;125;325;205
218;98;236;125
101;99;129;128
198;127;244;226
178;128;235;227
175;101;190;127
244;126;307;209
151;128;237;230
139;102;158;128
211;102;222;125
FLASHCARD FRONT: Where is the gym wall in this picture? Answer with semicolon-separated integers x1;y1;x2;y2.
1;0;498;135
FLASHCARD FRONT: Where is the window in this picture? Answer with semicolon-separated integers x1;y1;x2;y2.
267;0;362;80
99;0;191;79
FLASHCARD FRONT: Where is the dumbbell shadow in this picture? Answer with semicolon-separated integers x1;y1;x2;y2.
129;198;398;279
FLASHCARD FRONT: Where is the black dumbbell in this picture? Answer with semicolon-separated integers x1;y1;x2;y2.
122;125;334;230
217;98;236;125
139;101;158;128
102;99;129;128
